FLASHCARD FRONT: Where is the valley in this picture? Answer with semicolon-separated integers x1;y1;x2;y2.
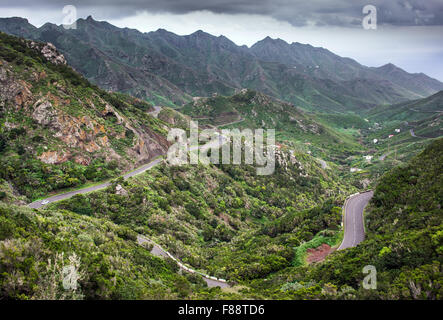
0;17;441;301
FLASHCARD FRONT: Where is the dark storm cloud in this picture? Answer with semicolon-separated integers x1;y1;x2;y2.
1;0;443;27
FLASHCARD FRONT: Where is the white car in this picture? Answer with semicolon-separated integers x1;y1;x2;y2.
41;200;49;205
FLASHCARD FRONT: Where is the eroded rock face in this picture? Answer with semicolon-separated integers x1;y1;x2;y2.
32;100;57;126
0;45;169;171
38;150;71;164
0;64;33;107
28;41;67;65
115;184;128;196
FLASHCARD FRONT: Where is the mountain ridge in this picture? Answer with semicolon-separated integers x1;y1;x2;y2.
1;16;442;112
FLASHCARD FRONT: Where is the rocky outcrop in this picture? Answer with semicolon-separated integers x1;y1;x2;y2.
32;100;57;126
38;150;71;164
115;184;128;196
0;44;169;171
28;41;67;65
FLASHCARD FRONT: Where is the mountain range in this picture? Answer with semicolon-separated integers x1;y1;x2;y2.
0;15;442;301
1;16;442;112
0;32;170;200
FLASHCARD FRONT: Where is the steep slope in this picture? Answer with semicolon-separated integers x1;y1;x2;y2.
0;32;170;200
367;90;443;123
250;37;370;82
0;17;192;106
305;138;443;299
1;16;442;112
181;89;363;160
52;145;356;283
372;63;443;97
0;201;210;299
251;37;443;99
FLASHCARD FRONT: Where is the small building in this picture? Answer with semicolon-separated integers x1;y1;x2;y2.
395;128;401;133
388;134;394;138
373;138;378;144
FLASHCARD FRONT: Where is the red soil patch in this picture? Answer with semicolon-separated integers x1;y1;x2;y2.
306;243;335;264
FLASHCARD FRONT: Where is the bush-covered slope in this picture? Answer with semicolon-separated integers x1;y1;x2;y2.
53;148;356;283
302;138;443;299
181;89;364;160
0;202;214;299
2;17;441;111
367;90;443;123
0;32;170;200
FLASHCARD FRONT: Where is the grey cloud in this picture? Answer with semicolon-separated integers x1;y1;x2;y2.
1;0;443;27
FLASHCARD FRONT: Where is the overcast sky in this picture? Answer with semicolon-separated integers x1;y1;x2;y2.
1;0;443;81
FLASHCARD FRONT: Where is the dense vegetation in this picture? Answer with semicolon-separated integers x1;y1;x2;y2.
0;32;169;201
2;16;441;111
53;149;354;282
181;90;364;161
0;202;216;299
242;138;443;299
0;31;441;301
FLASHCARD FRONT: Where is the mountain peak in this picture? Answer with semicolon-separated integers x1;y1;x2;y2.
262;36;287;44
379;63;398;70
154;28;174;35
190;29;214;38
251;36;289;50
0;17;36;36
2;16;29;24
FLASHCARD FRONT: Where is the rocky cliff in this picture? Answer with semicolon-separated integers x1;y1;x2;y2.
0;32;170;199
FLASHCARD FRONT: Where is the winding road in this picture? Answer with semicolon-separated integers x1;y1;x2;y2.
28;158;164;209
137;235;229;288
29;133;227;209
338;191;374;250
27;114;371;284
27;131;230;288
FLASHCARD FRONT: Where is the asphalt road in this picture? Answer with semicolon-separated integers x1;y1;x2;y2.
148;106;162;118
28;131;227;209
28;158;163;209
137;235;229;288
27;133;231;288
338;191;374;250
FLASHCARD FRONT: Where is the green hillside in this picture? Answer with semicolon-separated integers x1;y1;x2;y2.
0;200;212;299
367;90;443;123
1;17;442;112
304;138;443;299
181;89;364;161
0;32;170;200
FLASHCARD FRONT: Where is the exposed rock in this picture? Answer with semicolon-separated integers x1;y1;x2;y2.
32;99;57;126
0;49;170;171
28;41;67;65
38;151;70;164
74;155;91;166
115;184;128;196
